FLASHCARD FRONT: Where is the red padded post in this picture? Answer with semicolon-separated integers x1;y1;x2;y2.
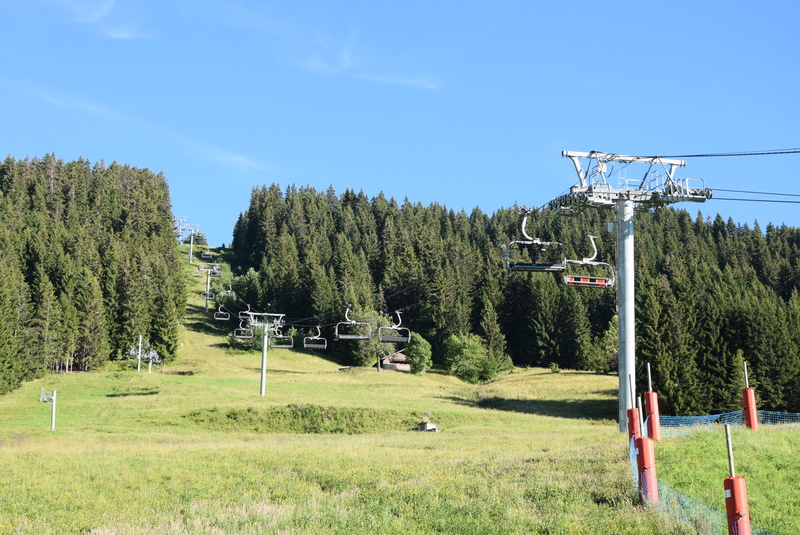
724;476;751;535
643;391;661;442
635;435;659;504
627;407;640;439
742;388;758;431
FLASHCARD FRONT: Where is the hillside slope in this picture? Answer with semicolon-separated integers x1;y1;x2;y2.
0;260;692;534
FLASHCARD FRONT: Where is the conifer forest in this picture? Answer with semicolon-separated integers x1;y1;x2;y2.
0;155;185;393
4;156;800;416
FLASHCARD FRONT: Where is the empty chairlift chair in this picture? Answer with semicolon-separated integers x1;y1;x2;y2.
502;210;567;272
238;305;254;321
213;306;231;321
269;328;294;349
563;234;615;288
335;306;372;340
303;326;327;350
378;311;411;343
201;250;212;259
233;321;254;339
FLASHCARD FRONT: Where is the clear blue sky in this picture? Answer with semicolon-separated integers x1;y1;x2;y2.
2;0;799;246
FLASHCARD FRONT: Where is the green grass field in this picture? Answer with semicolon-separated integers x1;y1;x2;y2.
656;425;799;533
0;260;795;534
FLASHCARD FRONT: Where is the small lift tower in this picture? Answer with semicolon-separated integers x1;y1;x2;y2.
548;151;711;431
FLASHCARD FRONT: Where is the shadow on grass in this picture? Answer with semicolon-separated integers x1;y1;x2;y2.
107;390;159;397
184;303;233;337
244;367;305;375
476;396;616;421
437;395;480;409
593;388;619;397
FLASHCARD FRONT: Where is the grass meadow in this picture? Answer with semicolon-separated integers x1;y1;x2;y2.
656;425;799;533
0;260;795;534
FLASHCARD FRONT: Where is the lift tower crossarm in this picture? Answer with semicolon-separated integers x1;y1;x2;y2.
549;151;711;215
562;151;686;186
562;151;686;166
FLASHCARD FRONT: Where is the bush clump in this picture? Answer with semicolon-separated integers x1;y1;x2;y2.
406;333;433;374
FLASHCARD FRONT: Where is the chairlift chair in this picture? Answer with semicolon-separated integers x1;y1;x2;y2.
503;211;567;272
269;329;294;349
378;311;411;343
303;326;328;350
213;306;231;321
238;305;254;321
563;234;615;289
200;290;215;300
201;251;212;259
335;305;372;340
233;322;254;339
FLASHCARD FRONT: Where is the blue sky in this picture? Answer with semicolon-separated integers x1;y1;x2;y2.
2;0;799;246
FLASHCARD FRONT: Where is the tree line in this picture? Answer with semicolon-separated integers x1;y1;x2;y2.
4;158;798;417
228;184;800;414
0;155;185;394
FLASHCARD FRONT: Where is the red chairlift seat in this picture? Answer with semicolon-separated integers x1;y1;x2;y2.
562;234;615;289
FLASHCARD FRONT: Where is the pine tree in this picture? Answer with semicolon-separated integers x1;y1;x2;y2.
30;264;63;373
479;291;511;376
0;246;25;393
73;267;110;371
557;289;593;370
588;315;618;374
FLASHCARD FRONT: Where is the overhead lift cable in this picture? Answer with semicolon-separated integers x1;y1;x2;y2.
661;148;800;158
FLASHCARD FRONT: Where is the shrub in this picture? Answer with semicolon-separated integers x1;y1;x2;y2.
406;333;433;374
443;333;491;383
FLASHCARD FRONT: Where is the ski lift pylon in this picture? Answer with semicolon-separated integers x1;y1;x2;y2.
563;234;615;288
303;326;328;350
335;305;372;340
378;311;411;343
503;210;567;272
